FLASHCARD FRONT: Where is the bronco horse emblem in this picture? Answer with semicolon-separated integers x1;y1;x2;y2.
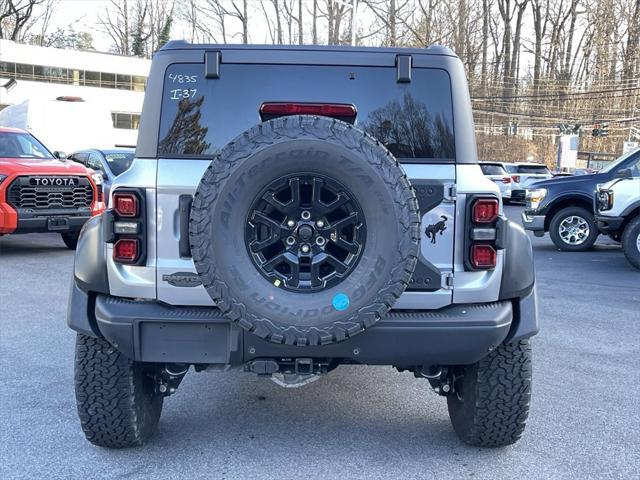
425;215;448;244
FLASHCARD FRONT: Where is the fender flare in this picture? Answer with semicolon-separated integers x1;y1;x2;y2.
498;219;535;301
74;214;110;295
68;214;110;337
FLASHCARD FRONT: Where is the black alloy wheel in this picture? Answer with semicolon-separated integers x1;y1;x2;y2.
246;174;366;292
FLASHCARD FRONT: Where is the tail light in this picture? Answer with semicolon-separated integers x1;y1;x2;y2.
113;192;139;217
107;188;146;265
502;176;511;184
511;175;520;183
466;196;502;270
472;198;499;224
470;244;497;269
114;239;139;263
259;102;357;123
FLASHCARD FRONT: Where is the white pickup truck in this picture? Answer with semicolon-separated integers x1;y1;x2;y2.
510;163;553;202
595;167;640;269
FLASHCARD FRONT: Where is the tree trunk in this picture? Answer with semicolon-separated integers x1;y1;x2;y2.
389;0;396;46
243;0;248;43
274;0;283;44
508;0;527;96
498;0;512;97
480;0;489;96
312;0;318;43
623;0;640;81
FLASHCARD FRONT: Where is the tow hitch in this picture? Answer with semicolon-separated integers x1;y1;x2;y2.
415;366;456;396
246;358;334;388
155;364;189;396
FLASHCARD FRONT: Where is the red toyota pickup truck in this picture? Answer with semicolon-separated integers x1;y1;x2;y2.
0;127;105;248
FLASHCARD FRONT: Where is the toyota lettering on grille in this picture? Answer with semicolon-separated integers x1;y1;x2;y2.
31;177;78;187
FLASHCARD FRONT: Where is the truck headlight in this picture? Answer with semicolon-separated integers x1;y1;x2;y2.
526;188;547;210
597;190;613;211
91;172;103;185
0;174;7;185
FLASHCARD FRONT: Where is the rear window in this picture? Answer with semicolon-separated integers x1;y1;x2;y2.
480;164;506;175
517;165;551;174
158;63;456;161
104;152;134;176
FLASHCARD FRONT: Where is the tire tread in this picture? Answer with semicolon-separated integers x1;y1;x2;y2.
74;334;162;448
447;340;532;447
190;115;420;346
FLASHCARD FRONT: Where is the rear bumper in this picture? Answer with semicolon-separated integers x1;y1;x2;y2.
595;215;624;234
68;284;538;367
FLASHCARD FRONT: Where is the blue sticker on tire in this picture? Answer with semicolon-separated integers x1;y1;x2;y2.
332;293;350;311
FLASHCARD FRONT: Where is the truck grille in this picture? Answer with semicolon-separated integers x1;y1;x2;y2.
7;176;94;210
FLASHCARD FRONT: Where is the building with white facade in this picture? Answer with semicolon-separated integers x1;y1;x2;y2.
0;39;150;149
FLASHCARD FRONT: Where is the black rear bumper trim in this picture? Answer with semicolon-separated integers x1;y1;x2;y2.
88;294;513;367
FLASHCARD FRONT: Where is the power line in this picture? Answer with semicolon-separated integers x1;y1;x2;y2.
471;85;640;101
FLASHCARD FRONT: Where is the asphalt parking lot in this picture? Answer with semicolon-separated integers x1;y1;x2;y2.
1;205;639;480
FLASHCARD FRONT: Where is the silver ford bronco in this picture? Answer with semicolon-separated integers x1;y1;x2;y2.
68;42;537;448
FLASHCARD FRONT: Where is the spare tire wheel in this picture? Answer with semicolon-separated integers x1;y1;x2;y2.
190;115;420;346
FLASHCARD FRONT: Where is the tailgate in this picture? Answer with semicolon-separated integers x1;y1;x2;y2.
155;160;456;309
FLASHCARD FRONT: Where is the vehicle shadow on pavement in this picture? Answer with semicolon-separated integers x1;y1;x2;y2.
137;366;481;461
0;236;68;257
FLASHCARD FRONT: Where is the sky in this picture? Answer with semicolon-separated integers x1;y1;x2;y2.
44;0;300;52
46;0;118;51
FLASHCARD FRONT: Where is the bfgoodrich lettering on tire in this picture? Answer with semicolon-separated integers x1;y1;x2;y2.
190;115;420;346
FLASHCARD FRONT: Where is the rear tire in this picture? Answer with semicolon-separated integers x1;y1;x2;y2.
61;231;79;250
447;340;532;447
622;216;640;269
74;334;164;448
549;206;598;251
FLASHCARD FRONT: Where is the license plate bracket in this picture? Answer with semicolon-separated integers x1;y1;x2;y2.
47;217;70;231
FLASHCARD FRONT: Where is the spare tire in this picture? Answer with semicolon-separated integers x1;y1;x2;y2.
190;115;420;346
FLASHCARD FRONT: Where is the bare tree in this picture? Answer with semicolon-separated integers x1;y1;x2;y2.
323;0;347;44
230;0;249;44
364;0;412;46
148;0;175;52
99;0;132;55
0;0;46;40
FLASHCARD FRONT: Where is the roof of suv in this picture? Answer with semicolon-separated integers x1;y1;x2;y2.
137;42;476;164
159;40;457;57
